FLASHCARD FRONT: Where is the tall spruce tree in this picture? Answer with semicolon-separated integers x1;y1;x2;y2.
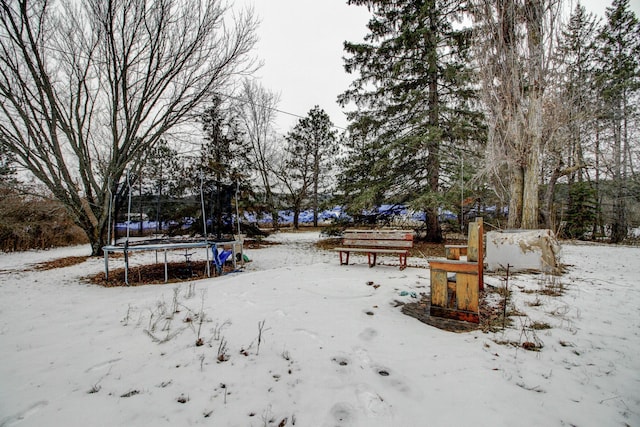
596;0;640;243
338;0;483;241
553;4;601;237
558;4;600;182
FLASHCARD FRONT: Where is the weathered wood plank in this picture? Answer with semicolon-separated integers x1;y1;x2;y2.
445;244;468;249
429;260;479;274
334;247;409;254
345;229;410;234
467;221;479;262
431;270;447;306
456;273;479;312
342;238;413;248
343;231;413;241
429;306;479;323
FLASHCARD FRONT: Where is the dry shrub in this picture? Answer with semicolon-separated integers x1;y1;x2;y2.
0;187;88;252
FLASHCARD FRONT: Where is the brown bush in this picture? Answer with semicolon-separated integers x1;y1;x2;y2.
0;187;88;252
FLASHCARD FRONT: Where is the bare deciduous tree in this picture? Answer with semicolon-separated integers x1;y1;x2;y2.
472;0;562;229
0;0;257;255
239;79;281;230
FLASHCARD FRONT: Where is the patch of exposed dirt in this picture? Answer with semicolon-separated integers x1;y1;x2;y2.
409;241;454;258
400;287;505;333
32;256;90;271
243;239;281;249
86;261;236;287
400;294;479;333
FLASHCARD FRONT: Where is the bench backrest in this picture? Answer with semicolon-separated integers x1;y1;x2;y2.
467;217;484;289
342;230;414;249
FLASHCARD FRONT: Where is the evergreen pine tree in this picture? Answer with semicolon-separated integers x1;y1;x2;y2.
338;0;484;241
558;4;600;181
195;97;246;238
141;140;184;232
281;106;337;228
566;181;598;239
553;3;601;235
596;0;640;243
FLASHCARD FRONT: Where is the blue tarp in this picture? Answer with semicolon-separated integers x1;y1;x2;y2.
115;204;506;229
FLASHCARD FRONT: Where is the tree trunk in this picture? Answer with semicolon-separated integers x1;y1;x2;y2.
521;0;543;230
259;166;279;231
610;108;626;243
522;150;540;229
542;165;561;230
293;209;300;230
78;205;110;257
508;165;524;229
423;5;442;243
312;177;319;228
313;148;320;228
424;206;443;243
88;226;108;257
271;208;280;230
215;179;223;240
155;166;163;234
612;89;631;243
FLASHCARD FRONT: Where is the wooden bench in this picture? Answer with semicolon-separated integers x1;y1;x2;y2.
428;218;484;323
334;229;414;270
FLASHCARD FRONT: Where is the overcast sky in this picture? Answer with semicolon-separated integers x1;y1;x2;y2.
235;0;640;133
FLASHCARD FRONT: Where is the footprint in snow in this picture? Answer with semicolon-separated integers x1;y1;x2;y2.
356;384;392;418
372;365;421;399
324;402;357;427
331;356;351;367
358;327;378;341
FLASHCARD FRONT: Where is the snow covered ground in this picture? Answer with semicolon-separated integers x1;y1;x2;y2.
0;232;638;426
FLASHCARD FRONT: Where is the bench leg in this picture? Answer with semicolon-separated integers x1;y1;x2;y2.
339;251;350;265
399;253;407;270
368;252;377;267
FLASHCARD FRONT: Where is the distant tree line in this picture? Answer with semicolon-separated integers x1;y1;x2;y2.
0;0;639;254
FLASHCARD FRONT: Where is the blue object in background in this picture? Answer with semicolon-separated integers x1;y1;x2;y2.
212;244;233;275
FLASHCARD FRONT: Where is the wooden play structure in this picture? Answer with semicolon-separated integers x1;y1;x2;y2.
428;218;484;323
334;229;414;270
